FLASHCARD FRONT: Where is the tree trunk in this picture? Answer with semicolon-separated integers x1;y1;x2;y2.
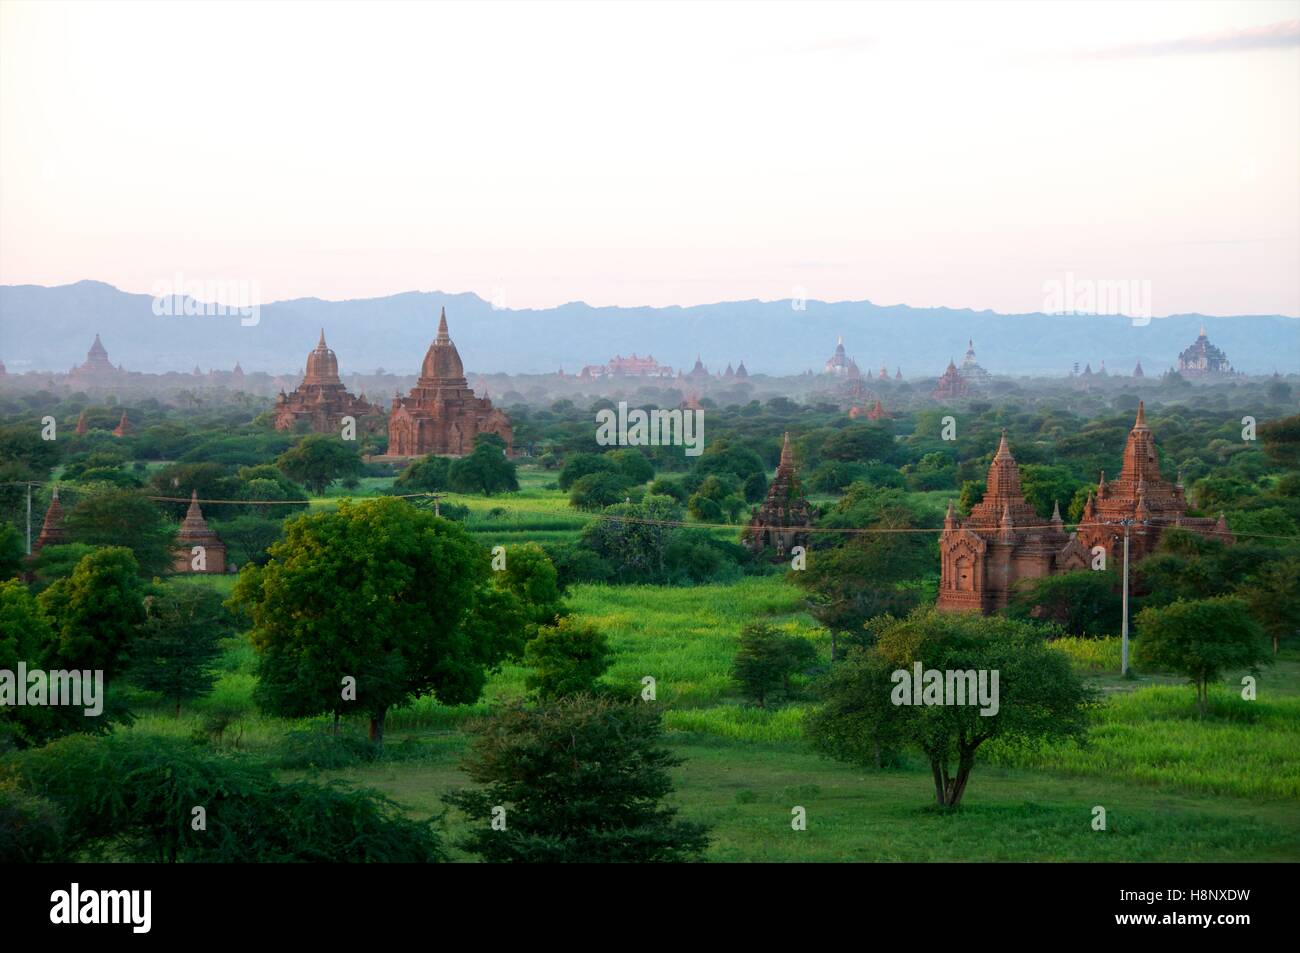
368;709;387;745
333;711;340;736
931;760;947;807
175;700;182;718
946;750;976;807
830;630;838;663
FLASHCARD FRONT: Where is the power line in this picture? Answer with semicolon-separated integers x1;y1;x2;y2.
4;482;1297;541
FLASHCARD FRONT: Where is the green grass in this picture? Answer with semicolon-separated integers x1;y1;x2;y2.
101;468;1300;861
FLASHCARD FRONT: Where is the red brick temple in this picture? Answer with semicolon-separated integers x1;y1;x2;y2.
34;486;68;553
274;330;379;433
938;403;1232;613
932;357;969;400
387;308;513;457
743;433;813;557
173;490;227;574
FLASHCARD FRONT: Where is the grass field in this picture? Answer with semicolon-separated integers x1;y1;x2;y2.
125;468;1300;862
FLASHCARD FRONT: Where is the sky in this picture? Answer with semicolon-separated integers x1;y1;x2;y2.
1;0;1298;316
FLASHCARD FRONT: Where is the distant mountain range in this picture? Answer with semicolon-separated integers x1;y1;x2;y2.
1;280;1296;378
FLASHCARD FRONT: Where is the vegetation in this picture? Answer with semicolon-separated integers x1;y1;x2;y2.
444;695;710;862
0;387;1295;862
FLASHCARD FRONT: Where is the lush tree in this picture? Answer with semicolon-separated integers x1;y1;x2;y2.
579;496;681;583
558;452;617;491
24;543;98;591
794;503;934;658
731;622;817;707
232;497;525;743
0;581;59;750
444;695;709;862
393;454;451;492
820;425;894;463
690;442;766;490
210;515;284;568
449;438;519;496
1018;464;1084;520
1005;569;1121;638
608;448;654;485
275;435;363;495
494;542;565;639
524;617;611;699
10;733;444;862
38;547;145;677
63;487;175;576
807;609;1094;808
0;522;23;580
1241;558;1300;655
569;470;633;510
128;583;234;716
0;779;63;862
1134;597;1271;712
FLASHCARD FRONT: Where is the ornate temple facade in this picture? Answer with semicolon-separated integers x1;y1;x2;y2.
387;308;513;457
578;353;674;379
34;486;68;553
743;433;813;557
932;358;969;399
824;336;856;376
1177;325;1235;378
274;331;379;433
173;490;227;574
937;433;1081;612
1074;401;1231;563
938;403;1232;613
67;334;126;388
959;340;990;389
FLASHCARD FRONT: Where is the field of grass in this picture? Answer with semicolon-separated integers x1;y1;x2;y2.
139;470;1300;861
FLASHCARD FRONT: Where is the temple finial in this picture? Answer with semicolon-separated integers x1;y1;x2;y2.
318;328;326;347
1135;400;1146;428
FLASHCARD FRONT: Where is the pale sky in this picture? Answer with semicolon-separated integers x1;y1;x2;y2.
2;0;1298;315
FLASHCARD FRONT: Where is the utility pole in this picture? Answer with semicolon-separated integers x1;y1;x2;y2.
1121;521;1130;676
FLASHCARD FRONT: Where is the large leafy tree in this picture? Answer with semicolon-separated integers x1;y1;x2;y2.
274;435;363;496
731;622;816;708
393;454;451;492
524;617;611;699
793;501;934;659
449;437;519;496
1242;558;1300;655
10;733;445;862
445;695;710;862
494;542;565;640
63;487;176;576
807;609;1094;808
38;546;146;677
0;522;23;581
1134;597;1271;712
128;582;234;716
1005;569;1121;638
231;497;526;743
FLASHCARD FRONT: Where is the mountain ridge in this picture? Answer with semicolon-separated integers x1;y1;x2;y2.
2;280;1296;377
